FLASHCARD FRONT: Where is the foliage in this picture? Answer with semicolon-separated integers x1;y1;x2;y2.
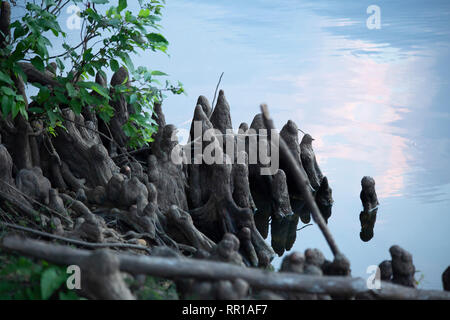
0;0;184;148
129;275;179;300
0;251;83;300
415;270;425;287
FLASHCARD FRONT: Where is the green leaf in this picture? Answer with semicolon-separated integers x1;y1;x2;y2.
11;101;21;119
55;58;65;72
146;33;168;45
13;24;28;40
110;59;119;72
19;102;28;120
139;9;150;18
151;70;168;76
29;107;44;114
70;99;82;114
1;86;15;96
47;110;59;127
129;93;138;104
118;52;134;72
65;83;77;98
31;56;45;71
41;267;66;300
0;71;13;85
59;291;80;300
91;83;110;99
118;0;127;13
1;95;13;116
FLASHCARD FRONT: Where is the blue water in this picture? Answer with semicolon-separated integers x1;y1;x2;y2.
14;1;450;290
145;0;450;290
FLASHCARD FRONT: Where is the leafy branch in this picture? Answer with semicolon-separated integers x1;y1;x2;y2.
0;0;184;148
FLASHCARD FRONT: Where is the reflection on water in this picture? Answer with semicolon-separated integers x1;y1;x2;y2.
359;208;378;242
142;0;450;289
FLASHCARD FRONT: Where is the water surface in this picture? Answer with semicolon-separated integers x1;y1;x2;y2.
145;0;450;289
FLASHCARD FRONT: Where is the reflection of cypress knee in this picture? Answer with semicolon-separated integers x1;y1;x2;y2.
359;208;377;242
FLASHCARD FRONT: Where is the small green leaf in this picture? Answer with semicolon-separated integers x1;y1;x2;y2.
19;102;28;120
151;70;168;76
1;95;13;116
29;107;44;114
56;58;65;72
139;9;150;18
11;101;21;119
70;99;82;114
146;33;168;45
65;83;77;98
0;71;13;85
118;0;127;13
31;56;45;71
91;83;110;99
118;52;134;72
1;86;15;96
59;291;80;300
129;93;138;105
41;267;66;300
110;59;119;72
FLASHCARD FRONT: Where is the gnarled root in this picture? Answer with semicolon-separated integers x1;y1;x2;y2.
79;249;135;300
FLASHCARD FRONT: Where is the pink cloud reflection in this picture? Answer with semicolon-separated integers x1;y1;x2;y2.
270;37;435;199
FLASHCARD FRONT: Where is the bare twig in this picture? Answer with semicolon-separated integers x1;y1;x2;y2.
211;72;224;112
297;223;313;232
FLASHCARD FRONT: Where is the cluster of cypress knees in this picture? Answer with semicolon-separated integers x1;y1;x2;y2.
1;60;449;297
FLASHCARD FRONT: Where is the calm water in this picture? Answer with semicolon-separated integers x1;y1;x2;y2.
15;1;450;289
146;0;450;289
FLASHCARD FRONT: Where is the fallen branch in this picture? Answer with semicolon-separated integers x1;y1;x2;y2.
260;104;342;257
1;235;449;300
0;223;151;254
